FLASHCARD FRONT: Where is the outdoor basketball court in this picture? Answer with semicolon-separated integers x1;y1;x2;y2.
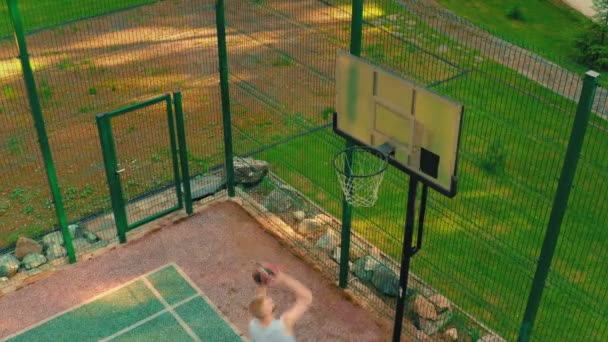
3;264;242;342
0;200;393;342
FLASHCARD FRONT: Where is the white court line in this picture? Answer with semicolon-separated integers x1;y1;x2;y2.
172;263;248;341
141;278;201;342
1;263;177;342
99;293;199;342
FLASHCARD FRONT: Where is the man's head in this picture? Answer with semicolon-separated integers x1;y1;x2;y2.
249;295;276;320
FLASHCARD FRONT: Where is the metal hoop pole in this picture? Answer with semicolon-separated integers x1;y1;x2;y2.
393;176;419;342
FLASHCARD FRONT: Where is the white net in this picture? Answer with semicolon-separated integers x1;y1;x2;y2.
334;146;388;207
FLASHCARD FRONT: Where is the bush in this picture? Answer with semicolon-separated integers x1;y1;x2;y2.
506;5;525;21
480;139;507;175
575;23;608;71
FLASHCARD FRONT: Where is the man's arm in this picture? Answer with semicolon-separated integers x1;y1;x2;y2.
272;273;312;334
255;285;267;297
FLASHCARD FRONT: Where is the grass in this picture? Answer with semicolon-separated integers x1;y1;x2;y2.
0;0;605;339
227;2;608;339
0;0;157;37
6;137;23;155
435;0;593;76
3;86;17;99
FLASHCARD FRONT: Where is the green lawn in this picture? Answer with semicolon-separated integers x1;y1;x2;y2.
0;0;606;340
229;1;608;340
0;0;156;36
435;0;592;77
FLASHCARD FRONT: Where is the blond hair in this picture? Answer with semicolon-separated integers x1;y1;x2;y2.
249;296;266;319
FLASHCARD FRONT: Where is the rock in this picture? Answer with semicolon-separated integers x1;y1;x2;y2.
14;237;42;260
349;243;368;261
429;294;451;312
413;295;438;320
22;253;47;270
315;230;340;251
353;256;380;282
0;254;20;278
296;218;325;238
371;264;399;297
331;247;341;262
233;157;269;186
72;238;90;251
68;224;82;238
478;334;506;342
0;277;8;282
329;248;353;269
191;174;225;198
94;228;116;242
42;231;64;247
314;214;332;224
46;244;67;260
445;328;458;341
370;246;382;259
84;217;114;233
263;188;294;213
84;231;98;243
437;45;449;54
292;211;306;222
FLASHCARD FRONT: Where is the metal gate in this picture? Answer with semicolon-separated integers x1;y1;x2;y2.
96;92;192;243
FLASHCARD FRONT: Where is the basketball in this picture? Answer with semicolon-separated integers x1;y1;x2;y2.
252;263;279;285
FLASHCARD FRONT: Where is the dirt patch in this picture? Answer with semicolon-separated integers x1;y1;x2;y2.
0;0;346;246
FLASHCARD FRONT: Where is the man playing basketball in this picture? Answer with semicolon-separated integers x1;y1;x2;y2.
248;264;312;342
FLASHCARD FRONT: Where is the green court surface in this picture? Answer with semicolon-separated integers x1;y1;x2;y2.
4;264;243;342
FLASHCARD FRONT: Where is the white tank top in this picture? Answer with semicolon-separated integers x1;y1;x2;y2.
249;318;296;342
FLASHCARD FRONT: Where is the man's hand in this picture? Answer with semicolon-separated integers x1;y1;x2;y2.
272;272;312;335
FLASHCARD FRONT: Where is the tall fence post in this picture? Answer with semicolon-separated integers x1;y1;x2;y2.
339;0;365;289
215;0;236;197
518;70;599;342
173;91;193;215
7;0;76;263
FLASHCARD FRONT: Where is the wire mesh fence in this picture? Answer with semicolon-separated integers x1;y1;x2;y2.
0;0;607;341
227;0;607;340
0;0;222;246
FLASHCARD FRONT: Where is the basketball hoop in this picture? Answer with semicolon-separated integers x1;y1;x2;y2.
334;146;389;207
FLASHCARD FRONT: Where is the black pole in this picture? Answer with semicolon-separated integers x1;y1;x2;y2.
393;176;419;342
416;185;428;251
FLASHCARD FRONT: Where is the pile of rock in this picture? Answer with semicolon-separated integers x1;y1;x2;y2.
262;185;303;213
0;236;49;282
190;157;269;199
411;294;453;336
285;209;402;298
0;223;104;283
252;176;502;342
233;157;269;187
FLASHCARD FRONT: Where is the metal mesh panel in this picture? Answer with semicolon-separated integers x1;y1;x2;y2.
0;2;56;250
229;0;607;340
0;0;606;340
110;101;179;226
0;0;220;239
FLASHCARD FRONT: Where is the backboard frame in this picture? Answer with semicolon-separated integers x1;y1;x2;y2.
332;51;464;198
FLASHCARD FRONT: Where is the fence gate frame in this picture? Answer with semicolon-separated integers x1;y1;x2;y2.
96;92;192;243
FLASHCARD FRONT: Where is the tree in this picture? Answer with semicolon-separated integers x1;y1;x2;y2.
593;0;608;44
574;1;608;71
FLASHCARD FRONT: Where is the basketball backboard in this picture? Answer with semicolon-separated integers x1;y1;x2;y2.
333;51;463;197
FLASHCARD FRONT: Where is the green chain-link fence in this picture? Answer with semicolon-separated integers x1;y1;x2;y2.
0;0;607;341
0;0;222;268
